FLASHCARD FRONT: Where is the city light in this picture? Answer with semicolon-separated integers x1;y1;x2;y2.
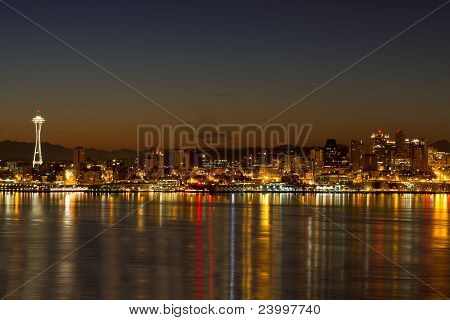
0;119;449;193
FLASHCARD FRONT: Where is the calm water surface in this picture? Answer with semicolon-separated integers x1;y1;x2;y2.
0;192;449;299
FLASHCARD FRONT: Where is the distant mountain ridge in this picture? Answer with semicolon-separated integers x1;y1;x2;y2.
0;140;136;161
430;140;450;153
1;139;448;162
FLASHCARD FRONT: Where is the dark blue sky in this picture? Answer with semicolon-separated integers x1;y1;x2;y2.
1;0;449;149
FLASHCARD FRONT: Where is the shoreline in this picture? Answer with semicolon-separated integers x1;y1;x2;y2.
1;189;449;195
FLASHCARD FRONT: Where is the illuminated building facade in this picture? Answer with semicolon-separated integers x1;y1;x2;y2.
141;148;164;177
371;129;389;170
362;153;378;172
323;139;340;169
73;146;86;179
349;139;363;171
174;149;190;170
410;139;428;173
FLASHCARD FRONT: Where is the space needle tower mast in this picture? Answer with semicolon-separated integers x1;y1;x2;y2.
32;110;45;168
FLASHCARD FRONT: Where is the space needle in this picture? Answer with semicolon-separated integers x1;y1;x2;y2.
32;110;45;167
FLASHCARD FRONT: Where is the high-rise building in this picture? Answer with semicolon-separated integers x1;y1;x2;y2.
73;146;86;179
392;133;429;173
371;129;389;170
391;130;410;172
74;146;86;167
142;148;164;177
349;139;363;171
309;148;323;165
308;147;323;176
174;149;190;170
32;111;45;167
362;154;378;172
410;139;428;172
385;139;396;171
395;130;407;156
323;139;340;168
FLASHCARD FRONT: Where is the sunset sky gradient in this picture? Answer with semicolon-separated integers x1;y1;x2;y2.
0;0;449;149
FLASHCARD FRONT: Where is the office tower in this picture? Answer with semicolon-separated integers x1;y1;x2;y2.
156;149;165;174
323;139;340;168
174;149;190;170
74;146;86;167
371;129;389;170
308;147;323;176
392;129;408;172
32;111;45;167
395;130;407;156
349;140;363;171
73;146;86;179
385;139;396;171
410;139;428;172
309;147;323;164
142;148;164;177
362;154;378;172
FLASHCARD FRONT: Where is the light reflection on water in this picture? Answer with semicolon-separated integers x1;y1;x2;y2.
0;192;449;299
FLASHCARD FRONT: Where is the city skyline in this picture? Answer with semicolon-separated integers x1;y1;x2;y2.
1;1;450;305
1;113;448;193
1;0;449;149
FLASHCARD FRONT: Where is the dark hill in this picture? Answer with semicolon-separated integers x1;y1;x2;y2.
430;140;450;153
0;140;136;161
